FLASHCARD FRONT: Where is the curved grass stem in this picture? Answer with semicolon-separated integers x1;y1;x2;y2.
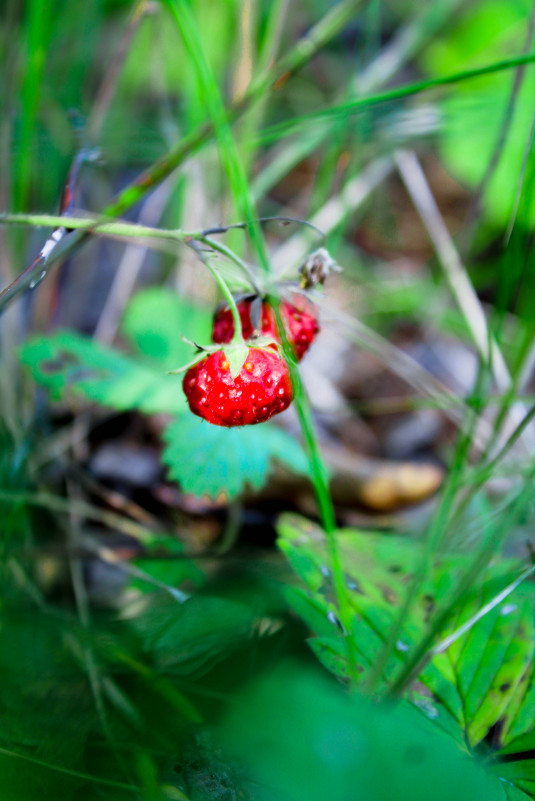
271;300;359;684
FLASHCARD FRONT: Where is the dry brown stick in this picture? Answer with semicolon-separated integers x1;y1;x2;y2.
395;148;534;455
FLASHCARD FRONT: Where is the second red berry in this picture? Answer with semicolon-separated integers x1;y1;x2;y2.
212;295;320;361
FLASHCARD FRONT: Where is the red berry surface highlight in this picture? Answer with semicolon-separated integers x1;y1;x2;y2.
182;347;294;427
212;295;320;361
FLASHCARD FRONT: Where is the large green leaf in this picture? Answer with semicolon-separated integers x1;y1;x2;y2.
276;514;535;753
120;287;212;371
20;330;185;414
162;414;309;500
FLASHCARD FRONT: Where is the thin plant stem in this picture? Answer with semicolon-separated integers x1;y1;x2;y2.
256;51;535;145
464;402;535;493
271;298;359;681
432;565;535;656
199;235;260;291
192;247;244;345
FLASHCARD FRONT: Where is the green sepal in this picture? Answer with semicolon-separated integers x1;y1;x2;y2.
167;356;205;375
224;343;250;379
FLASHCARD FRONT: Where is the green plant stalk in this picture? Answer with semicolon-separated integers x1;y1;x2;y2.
458;401;535;505
14;0;48;212
290;378;350;610
479;310;535;466
0;215;260;312
201;257;244;345
365;364;490;692
271;299;359;682
0;212;195;238
256;51;535;145
162;0;272;274
165;0;358;680
199;236;259;290
159;2;248;342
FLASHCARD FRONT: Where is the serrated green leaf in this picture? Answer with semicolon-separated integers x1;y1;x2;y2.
121;287;212;370
504;786;533;801
20;330;185;414
162;415;308;500
465;598;535;745
504;673;535;744
308;636;356;679
492;758;535;799
278;541;324;592
276;513;535;753
284;586;337;639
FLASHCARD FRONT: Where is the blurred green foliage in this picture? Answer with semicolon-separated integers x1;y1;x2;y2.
421;0;535;227
218;663;505;801
4;0;535;799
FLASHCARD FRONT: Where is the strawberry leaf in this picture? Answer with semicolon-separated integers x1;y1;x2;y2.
20;330;185;414
121;287;211;370
162;415;308;499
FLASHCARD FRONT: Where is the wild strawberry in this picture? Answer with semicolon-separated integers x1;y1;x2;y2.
212;294;320;361
281;295;321;360
182;346;293;427
212;297;277;343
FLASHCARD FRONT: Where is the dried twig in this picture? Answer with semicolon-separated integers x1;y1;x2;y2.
395;148;535;451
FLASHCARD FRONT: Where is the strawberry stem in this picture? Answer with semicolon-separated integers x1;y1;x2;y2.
201;258;245;345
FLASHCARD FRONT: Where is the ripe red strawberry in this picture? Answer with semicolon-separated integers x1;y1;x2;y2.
212;295;320;361
182;347;293;427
